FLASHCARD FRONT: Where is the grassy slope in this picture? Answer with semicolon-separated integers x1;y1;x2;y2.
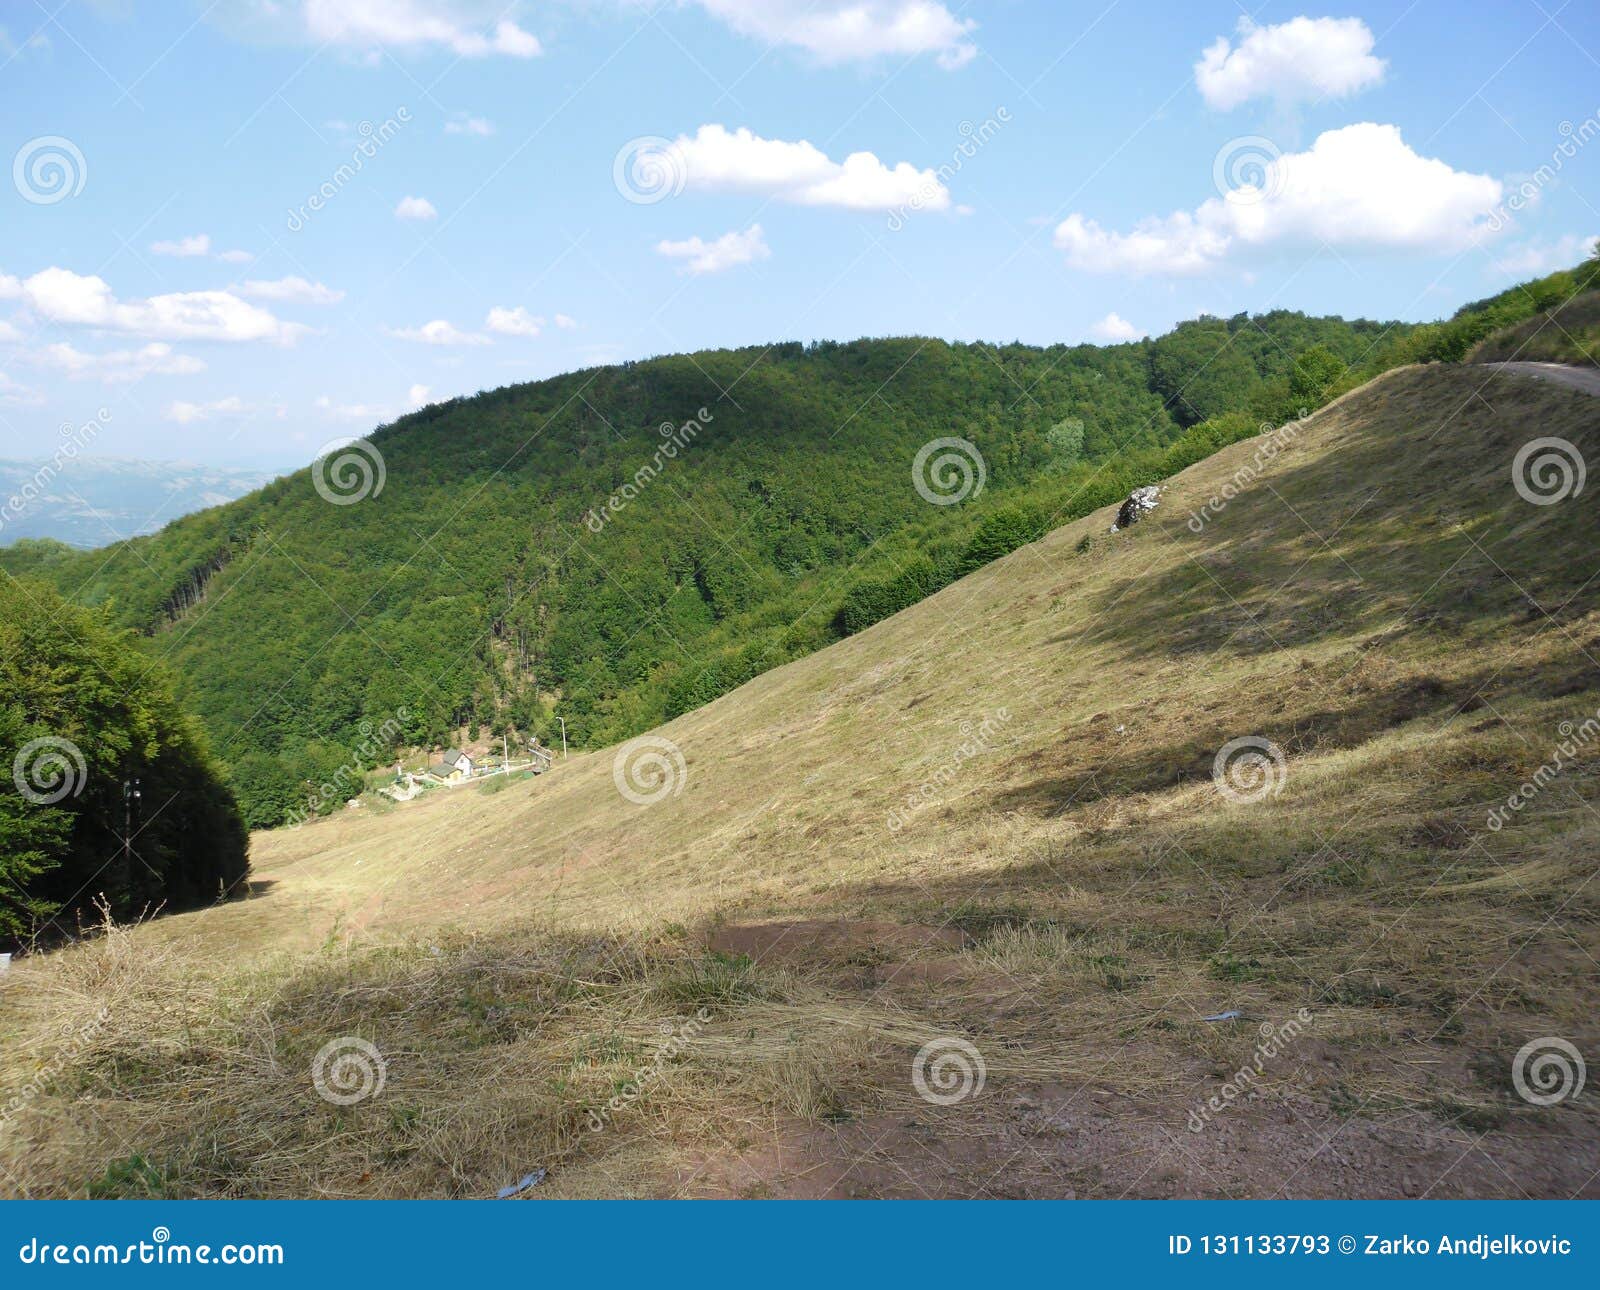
0;319;1402;828
3;362;1598;1199
1469;289;1600;366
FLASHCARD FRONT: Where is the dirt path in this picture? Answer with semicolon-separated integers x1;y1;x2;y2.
1482;361;1600;396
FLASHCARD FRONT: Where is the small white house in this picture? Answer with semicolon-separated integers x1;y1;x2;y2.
431;748;476;781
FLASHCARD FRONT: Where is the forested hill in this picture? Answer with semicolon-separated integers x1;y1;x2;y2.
6;270;1583;831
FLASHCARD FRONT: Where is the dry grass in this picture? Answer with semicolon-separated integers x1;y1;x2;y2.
3;365;1599;1198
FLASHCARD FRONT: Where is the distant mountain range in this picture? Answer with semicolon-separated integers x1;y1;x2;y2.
0;457;278;549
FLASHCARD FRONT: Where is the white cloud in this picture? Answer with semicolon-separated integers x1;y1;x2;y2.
0;370;40;405
1055;124;1502;275
301;1;541;58
315;383;432;423
1196;16;1386;111
657;223;771;275
0;26;51;57
150;233;252;262
235;276;346;305
445;114;494;136
32;341;207;383
7;267;307;343
485;305;544;337
1091;312;1141;341
384;318;489;346
0;319;21;342
554;313;577;330
151;234;213;258
395;195;438;220
316;394;385;421
166;396;249;424
651;124;949;213
1486;233;1599;277
694;1;976;69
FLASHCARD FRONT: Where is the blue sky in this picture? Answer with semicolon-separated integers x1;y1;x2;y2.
2;0;1598;468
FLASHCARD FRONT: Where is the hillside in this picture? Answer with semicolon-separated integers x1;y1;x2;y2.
6;260;1595;838
0;315;1413;828
3;361;1597;1199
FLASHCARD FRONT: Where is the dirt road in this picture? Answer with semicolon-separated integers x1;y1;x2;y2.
1483;361;1600;397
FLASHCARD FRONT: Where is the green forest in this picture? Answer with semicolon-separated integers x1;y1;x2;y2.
4;254;1595;832
0;577;248;943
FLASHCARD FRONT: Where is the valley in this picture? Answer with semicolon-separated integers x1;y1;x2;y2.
4;357;1596;1198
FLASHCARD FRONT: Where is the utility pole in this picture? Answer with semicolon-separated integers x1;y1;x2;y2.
121;777;141;901
558;716;567;759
